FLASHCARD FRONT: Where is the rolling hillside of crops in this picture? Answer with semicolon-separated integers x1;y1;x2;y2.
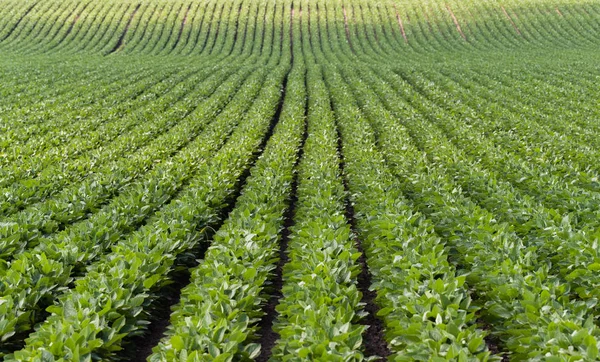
1;0;600;360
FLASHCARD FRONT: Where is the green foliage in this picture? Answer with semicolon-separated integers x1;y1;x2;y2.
2;0;600;360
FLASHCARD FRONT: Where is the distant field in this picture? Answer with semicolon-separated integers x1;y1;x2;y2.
1;0;600;361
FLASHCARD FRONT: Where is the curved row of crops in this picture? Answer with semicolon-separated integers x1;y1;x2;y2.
1;0;600;55
1;0;600;360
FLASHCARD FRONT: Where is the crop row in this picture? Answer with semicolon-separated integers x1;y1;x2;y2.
151;39;303;362
2;0;600;55
307;2;600;358
318;17;600;359
2;0;287;356
362;62;600;359
0;65;186;187
0;0;252;56
0;62;258;348
0;3;275;254
366;66;600;358
8;37;290;360
315;38;492;361
0;59;258;262
0;39;284;349
2;0;600;360
0;66;212;216
269;62;365;360
0;36;262;214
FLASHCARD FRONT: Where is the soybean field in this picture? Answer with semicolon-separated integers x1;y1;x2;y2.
1;0;600;360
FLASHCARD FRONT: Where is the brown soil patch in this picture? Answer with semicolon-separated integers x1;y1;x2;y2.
446;4;466;40
110;3;142;53
393;4;408;43
342;4;354;51
501;5;522;35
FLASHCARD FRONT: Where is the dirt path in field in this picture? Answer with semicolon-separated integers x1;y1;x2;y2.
255;10;300;358
501;5;522;35
291;5;296;55
342;4;355;52
109;3;141;53
232;2;243;52
422;6;435;35
60;3;90;42
127;268;196;362
335;121;391;360
359;5;378;43
255;77;306;362
394;4;408;43
205;3;225;54
479;320;510;362
446;4;467;40
171;4;191;50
